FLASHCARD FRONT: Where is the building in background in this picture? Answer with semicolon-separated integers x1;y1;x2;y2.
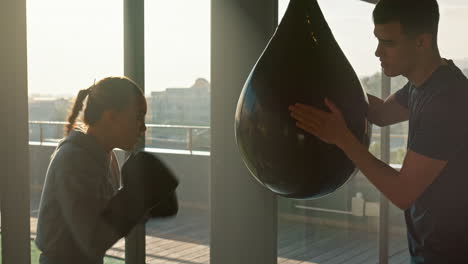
149;78;210;126
147;78;211;150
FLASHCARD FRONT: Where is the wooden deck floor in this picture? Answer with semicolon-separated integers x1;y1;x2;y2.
30;208;410;264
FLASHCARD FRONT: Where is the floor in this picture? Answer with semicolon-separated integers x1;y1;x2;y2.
30;208;410;264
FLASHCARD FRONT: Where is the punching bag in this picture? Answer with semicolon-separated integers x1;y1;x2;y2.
235;0;371;199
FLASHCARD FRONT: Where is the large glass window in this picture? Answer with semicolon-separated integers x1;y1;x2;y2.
27;0;124;262
144;1;211;263
22;0;468;262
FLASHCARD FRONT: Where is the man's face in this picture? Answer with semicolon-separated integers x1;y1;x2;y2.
374;21;418;77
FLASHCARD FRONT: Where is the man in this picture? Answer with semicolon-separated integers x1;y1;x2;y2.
289;0;468;263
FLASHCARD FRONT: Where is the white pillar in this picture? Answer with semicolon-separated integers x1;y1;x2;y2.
211;1;278;263
0;0;31;263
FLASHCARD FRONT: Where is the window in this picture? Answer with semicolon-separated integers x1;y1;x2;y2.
144;1;211;263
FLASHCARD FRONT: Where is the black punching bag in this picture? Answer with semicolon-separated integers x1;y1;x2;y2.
235;0;371;199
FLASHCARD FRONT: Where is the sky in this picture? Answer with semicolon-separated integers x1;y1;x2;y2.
26;0;468;96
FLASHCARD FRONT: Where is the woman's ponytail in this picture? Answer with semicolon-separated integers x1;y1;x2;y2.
65;88;91;135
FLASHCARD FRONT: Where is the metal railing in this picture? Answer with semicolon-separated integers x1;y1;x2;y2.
29;121;408;153
28;121;211;153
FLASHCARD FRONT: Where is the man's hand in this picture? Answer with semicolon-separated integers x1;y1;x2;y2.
289;98;351;148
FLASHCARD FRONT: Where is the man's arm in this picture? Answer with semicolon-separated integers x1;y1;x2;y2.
339;129;447;210
367;93;409;127
289;99;447;210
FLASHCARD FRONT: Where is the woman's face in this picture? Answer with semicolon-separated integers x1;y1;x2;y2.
114;94;147;151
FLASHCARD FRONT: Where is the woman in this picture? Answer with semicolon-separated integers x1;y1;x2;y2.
35;77;167;264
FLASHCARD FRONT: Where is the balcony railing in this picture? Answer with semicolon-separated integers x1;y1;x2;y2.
28;121;211;153
29;121;408;153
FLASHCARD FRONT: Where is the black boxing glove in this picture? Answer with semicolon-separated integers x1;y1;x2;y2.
148;191;178;218
102;151;179;237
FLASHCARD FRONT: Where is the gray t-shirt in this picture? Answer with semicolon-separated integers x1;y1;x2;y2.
35;130;121;264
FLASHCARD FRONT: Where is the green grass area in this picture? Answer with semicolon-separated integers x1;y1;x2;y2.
0;235;124;264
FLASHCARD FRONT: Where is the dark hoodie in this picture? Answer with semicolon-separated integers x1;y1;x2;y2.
35;130;121;264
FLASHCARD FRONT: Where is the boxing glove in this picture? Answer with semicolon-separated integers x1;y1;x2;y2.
148;191;178;218
102;151;179;237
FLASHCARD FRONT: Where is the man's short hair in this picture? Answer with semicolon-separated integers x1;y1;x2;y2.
373;0;440;48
